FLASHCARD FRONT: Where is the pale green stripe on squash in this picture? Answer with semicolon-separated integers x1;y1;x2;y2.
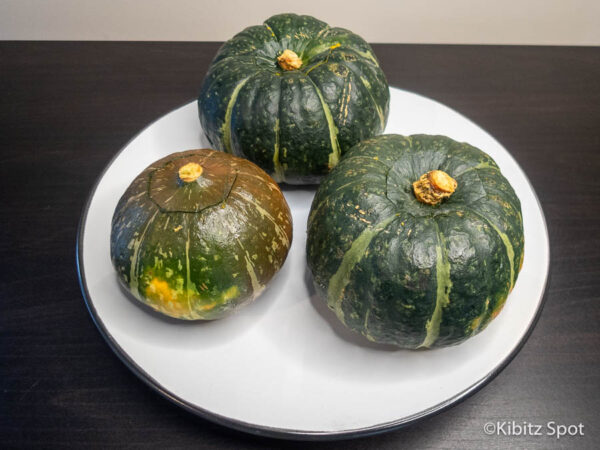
454;161;500;177
230;191;290;248
419;225;452;348
235;237;262;296
129;209;159;298
327;214;398;322
360;76;385;131
306;77;341;169
221;75;253;153
185;220;195;315
272;118;285;182
470;297;490;335
244;254;262;295
467;208;516;290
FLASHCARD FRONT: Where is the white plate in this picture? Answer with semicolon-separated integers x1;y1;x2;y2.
77;87;549;439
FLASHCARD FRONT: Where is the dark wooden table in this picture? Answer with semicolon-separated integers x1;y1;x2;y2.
1;42;599;449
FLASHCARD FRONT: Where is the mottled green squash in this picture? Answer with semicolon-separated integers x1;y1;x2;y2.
198;13;390;185
111;149;292;320
306;135;524;348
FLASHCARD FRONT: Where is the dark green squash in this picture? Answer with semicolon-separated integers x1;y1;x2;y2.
110;149;293;320
306;135;524;348
198;13;390;185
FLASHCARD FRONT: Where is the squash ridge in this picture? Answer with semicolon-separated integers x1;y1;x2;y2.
129;209;159;298
327;214;398;322
332;49;386;130
464;206;516;290
305;75;341;169
262;23;278;40
272;77;285;182
235;237;263;296
230;191;291;248
184;216;194;316
222;74;257;153
453;161;500;178
419;222;452;348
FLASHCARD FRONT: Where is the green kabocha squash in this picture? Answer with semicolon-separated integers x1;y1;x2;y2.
110;149;292;320
306;135;524;348
198;13;390;185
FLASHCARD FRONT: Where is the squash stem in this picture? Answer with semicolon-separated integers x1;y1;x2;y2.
413;170;457;205
178;162;203;183
277;49;302;71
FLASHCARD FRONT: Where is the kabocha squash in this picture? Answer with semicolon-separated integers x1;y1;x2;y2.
110;149;292;320
306;135;524;348
198;13;390;185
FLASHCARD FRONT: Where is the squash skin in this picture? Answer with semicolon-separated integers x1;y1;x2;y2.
198;13;390;185
306;135;524;348
110;149;292;320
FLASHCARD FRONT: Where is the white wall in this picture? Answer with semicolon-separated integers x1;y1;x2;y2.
1;0;598;45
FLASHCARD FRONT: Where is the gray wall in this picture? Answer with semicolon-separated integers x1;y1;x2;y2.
1;0;598;45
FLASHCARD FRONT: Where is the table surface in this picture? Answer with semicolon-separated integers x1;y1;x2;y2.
1;42;599;449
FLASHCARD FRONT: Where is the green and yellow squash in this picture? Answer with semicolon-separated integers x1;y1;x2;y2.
110;149;293;320
198;13;390;185
306;135;524;348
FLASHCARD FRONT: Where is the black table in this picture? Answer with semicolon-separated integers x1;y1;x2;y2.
1;42;599;449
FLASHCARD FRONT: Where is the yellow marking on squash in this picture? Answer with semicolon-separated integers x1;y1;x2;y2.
146;278;176;303
220;285;239;301
337;78;352;125
263;23;276;38
196;302;216;311
145;277;192;317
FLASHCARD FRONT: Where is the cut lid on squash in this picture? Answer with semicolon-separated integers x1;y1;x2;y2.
148;151;237;213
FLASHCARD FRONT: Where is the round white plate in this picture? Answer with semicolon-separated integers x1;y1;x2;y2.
77;87;549;440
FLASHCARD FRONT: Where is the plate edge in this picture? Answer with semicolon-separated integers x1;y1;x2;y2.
75;90;551;441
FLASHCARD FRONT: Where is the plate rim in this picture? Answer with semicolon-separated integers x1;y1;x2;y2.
76;87;551;441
